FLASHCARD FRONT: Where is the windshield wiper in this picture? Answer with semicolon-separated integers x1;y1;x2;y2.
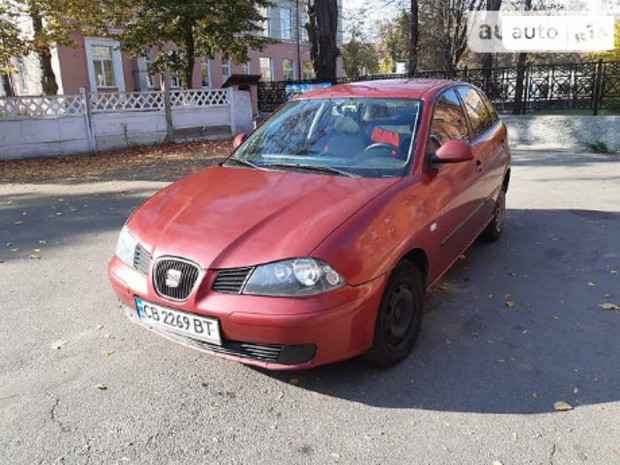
265;163;359;178
224;158;265;170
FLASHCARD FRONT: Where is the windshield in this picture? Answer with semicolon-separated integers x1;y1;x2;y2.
227;98;422;178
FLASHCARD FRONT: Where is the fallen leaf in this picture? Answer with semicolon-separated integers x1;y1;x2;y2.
553;401;573;411
6;242;13;247
56;212;62;216
599;303;620;311
102;350;114;357
603;293;612;299
504;293;512;299
492;461;504;465
458;254;466;260
14;221;23;226
587;282;596;287
10;248;20;252
574;387;579;394
33;248;42;253
289;377;300;386
95;383;107;390
610;269;618;275
39;240;47;245
21;211;27;216
505;301;516;308
30;254;41;260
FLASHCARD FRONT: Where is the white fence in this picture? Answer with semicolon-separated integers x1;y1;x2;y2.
0;88;252;160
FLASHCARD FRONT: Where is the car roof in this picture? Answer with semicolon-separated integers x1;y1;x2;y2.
295;79;469;101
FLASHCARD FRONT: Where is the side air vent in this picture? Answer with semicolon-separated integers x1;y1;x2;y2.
212;267;254;294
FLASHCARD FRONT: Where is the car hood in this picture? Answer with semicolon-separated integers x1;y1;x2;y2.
128;165;399;269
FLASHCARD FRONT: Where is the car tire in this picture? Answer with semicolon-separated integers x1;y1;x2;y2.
364;260;424;367
479;188;506;243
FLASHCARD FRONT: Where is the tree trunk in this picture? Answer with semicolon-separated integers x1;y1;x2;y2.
482;0;502;96
1;73;15;96
408;0;419;77
183;25;195;89
306;0;340;82
512;0;531;114
30;2;58;95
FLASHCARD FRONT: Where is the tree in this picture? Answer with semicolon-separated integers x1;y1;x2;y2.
481;0;502;96
377;10;410;73
119;0;272;89
342;26;379;78
422;0;485;71
19;0;112;95
0;2;29;95
306;0;340;82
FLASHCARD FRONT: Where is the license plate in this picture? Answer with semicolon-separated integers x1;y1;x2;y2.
134;298;221;345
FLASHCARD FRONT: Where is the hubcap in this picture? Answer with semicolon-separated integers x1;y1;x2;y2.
384;283;416;349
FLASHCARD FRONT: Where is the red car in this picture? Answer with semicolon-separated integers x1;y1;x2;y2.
108;79;511;370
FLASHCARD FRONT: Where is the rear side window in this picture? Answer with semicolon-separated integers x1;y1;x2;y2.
477;89;498;124
426;89;470;155
458;86;493;139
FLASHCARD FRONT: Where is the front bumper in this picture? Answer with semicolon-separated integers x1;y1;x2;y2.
108;256;387;370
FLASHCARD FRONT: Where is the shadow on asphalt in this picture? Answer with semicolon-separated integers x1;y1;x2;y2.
255;208;620;414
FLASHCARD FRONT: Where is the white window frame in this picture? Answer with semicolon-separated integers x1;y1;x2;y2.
15;58;27;93
84;37;125;92
303;61;315;80
283;59;295;81
240;61;251;75
202;59;212;88
281;7;292;40
144;48;155;88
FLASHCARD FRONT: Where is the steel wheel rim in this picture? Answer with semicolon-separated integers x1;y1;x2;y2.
384;283;416;350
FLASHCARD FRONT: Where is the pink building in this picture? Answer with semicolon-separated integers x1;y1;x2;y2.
3;1;343;100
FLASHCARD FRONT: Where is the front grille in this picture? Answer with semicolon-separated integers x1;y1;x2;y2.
133;243;151;274
212;267;253;294
168;333;316;365
153;258;200;301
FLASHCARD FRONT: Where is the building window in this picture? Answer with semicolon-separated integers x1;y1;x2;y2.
281;8;292;40
303;61;315;80
240;61;251;74
221;59;231;81
144;49;155;88
299;12;309;42
283;59;295;81
15;58;27;93
91;45;116;88
170;73;182;89
202;60;211;88
259;6;271;37
259;57;273;81
85;38;125;92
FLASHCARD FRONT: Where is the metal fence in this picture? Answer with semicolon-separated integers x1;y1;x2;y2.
258;60;620;115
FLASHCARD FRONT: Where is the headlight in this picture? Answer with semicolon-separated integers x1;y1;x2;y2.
243;258;345;297
115;225;138;267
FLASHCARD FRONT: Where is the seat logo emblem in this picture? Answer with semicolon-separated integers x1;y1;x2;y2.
166;269;182;288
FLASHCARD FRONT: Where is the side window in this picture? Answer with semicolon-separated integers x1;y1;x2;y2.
477;89;498;124
458;86;493;138
426;89;470;155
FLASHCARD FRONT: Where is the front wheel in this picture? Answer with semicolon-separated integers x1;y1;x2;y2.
479;189;506;243
364;260;424;367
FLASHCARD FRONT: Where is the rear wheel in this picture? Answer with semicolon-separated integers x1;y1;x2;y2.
364;260;424;367
479;189;506;243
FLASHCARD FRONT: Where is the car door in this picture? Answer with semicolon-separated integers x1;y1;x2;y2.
424;88;484;273
457;86;506;224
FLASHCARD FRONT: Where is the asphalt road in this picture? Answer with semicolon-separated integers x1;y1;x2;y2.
1;151;619;465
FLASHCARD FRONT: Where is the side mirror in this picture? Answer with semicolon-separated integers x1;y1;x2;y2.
431;140;474;165
232;133;247;149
